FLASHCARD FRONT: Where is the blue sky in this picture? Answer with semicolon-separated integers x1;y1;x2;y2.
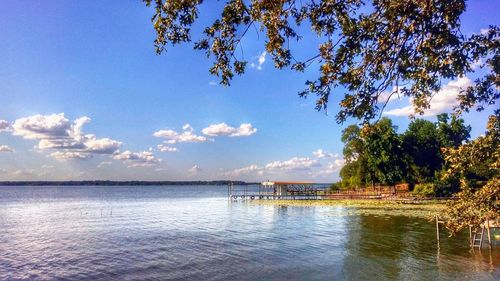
0;1;498;182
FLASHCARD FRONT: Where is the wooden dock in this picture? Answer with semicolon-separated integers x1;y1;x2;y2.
228;181;412;201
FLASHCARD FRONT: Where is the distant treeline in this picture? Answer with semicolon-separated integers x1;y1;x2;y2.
0;180;254;186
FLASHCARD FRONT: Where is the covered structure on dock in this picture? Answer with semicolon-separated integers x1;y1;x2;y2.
228;181;324;200
260;181;317;197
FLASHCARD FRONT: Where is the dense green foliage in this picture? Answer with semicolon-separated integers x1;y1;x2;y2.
402;114;471;185
403;120;442;183
144;0;499;123
339;114;470;191
362;119;405;186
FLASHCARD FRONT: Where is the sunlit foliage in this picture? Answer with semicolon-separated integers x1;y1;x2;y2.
144;0;499;123
442;114;500;234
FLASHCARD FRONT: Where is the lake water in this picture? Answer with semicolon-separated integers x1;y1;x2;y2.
0;185;498;280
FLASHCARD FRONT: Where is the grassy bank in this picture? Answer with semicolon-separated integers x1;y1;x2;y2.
253;199;447;218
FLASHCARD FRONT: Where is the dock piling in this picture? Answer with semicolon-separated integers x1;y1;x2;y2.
436;215;440;243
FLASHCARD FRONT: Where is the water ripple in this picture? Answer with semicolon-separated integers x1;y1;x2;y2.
0;185;498;280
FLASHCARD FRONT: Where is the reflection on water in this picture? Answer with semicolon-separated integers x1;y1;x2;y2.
0;185;498;280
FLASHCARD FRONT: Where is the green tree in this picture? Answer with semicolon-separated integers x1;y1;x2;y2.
340;115;472;190
433;113;471;195
402;119;441;184
361;118;405;186
400;115;470;190
340;158;370;189
341;125;363;163
436;113;471;148
339;124;370;189
340;118;410;188
144;0;499;123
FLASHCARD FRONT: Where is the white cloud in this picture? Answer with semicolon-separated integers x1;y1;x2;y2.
153;124;208;144
314;159;346;176
0;120;9;132
36;135;120;154
208;81;217;86
50;151;92;160
12;169;35;177
480;28;490;35
334;158;346;167
312;149;337;159
11;113;122;159
384;77;472;117
188;164;201;174
72;116;91;137
224;164;262;177
12;113;72;139
223;154;346;181
37;138;86;150
250;51;266;70
154;123;256;147
258;52;266;69
83;136;122;154
201;123;257;137
383;106;414;117
97;161;112;168
182;124;193;131
157;144;177;152
0;145;14;152
265;157;320;171
113;150;161;167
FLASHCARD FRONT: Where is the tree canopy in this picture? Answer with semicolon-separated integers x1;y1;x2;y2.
402;119;442;183
339;114;470;190
340;118;405;188
361;118;405;185
401;113;471;184
144;0;499;123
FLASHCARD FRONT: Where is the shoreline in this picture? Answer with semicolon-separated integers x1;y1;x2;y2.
252;199;447;218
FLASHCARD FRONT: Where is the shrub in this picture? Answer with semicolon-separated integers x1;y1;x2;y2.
412;183;436;197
